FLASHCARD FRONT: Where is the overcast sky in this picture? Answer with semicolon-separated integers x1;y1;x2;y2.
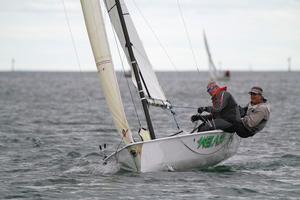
0;0;299;71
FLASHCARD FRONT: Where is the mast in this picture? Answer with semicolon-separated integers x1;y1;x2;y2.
115;0;156;139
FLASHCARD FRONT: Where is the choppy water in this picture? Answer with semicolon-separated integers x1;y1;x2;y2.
0;71;299;199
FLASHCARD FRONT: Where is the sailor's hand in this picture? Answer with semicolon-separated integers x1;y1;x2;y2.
191;114;200;122
197;106;207;114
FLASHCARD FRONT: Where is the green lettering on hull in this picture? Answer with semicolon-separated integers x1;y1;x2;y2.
197;134;225;149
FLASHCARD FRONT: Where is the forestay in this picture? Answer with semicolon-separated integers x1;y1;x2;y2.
81;0;134;144
104;0;170;107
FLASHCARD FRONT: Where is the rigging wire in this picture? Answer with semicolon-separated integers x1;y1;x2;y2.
176;0;201;74
131;0;179;71
61;0;94;107
176;0;204;103
172;105;198;110
61;0;83;74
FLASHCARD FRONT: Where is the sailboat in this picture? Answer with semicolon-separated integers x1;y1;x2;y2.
203;30;230;81
80;0;240;172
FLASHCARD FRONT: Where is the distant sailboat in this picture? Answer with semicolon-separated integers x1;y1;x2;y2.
203;30;230;81
80;0;239;172
123;69;131;78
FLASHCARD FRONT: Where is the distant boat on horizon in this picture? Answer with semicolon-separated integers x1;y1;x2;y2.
124;69;131;78
203;30;230;82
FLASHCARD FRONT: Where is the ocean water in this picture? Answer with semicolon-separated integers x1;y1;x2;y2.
0;71;299;200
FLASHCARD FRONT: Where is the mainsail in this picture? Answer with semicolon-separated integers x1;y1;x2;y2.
80;0;133;144
104;0;169;107
203;30;218;81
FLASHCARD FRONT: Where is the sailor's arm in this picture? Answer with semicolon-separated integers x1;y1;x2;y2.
242;110;265;128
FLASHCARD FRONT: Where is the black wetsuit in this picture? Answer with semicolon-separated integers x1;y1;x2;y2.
197;89;240;132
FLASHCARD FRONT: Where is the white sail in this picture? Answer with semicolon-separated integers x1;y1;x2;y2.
80;0;133;144
203;30;218;81
104;0;168;105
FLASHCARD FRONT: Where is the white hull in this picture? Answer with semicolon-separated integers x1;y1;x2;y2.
104;130;240;172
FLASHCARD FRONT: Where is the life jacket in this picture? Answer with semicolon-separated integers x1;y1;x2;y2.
211;87;227;108
211;87;240;124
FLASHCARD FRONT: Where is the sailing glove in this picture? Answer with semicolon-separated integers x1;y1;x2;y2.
197;106;208;114
191;114;200;122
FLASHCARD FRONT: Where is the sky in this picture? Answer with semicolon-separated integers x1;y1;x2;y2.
0;0;299;71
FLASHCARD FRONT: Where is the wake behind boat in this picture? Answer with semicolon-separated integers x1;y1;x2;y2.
80;0;240;172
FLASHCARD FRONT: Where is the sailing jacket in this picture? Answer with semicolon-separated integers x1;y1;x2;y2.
241;102;270;134
206;87;241;124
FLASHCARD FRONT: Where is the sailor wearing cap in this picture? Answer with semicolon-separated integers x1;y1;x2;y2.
236;86;270;138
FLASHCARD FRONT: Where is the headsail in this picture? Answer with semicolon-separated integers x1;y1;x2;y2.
80;0;133;144
104;0;170;108
203;30;218;81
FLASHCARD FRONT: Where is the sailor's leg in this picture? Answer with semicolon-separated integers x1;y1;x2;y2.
197;122;213;132
197;118;234;132
200;114;213;121
232;122;254;138
213;118;235;133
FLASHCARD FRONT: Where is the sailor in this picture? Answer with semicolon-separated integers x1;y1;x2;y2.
191;81;240;132
234;86;270;138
